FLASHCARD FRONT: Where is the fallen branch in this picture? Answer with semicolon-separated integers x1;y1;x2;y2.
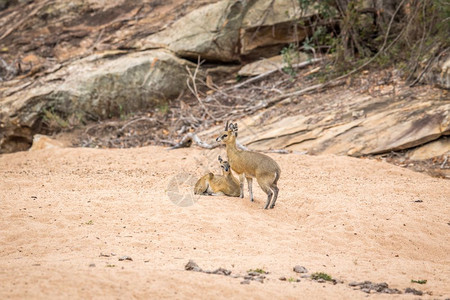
168;133;219;150
119;117;157;132
186;57;217;120
409;46;449;87
242;79;345;116
168;132;249;151
226;58;324;91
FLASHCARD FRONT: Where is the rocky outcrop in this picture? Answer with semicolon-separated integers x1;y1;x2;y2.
0;49;195;153
237;98;449;157
240;0;314;58
144;0;315;61
0;0;319;153
200;84;449;160
143;0;251;62
29;134;65;151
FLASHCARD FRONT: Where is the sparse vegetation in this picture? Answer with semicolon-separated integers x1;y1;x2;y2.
311;272;333;281
43;108;69;129
411;279;427;284
295;0;449;84
281;43;299;77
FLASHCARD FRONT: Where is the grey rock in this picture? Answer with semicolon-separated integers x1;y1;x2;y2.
118;256;133;261
351;281;402;294
405;287;423;295
185;260;202;272
144;0;249;62
211;268;231;276
240;0;316;57
293;265;308;273
1;50;195;153
254;277;264;283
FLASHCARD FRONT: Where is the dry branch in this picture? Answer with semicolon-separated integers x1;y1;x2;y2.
186;57;217;120
168;132;250;151
168;133;219;150
226;58;324;91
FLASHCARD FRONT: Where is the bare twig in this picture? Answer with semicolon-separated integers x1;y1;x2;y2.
327;0;408;86
241;79;345;116
261;149;291;154
226;58;324;91
169;133;219;150
168;132;250;151
119;117;157;132
186;57;217;120
441;155;448;169
410;46;450;87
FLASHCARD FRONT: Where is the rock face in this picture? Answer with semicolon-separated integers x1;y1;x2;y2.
0;0;319;153
0;50;194;153
238;53;310;76
236;95;449;157
144;0;251;62
29;134;65;151
200;84;449;162
240;0;314;58
144;0;315;61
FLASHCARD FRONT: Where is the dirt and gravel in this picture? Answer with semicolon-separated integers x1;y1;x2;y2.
1;145;449;299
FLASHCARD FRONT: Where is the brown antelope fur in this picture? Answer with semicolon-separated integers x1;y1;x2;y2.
194;156;240;197
216;121;281;209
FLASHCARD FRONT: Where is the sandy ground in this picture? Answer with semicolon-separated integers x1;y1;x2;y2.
1;145;449;299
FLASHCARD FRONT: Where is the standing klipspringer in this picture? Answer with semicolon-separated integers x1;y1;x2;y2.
216;122;281;209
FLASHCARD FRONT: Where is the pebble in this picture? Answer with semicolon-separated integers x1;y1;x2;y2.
405;287;423;295
185;260;202;272
211;268;231;276
118;256;133;261
293;265;308;273
349;281;402;294
254;277;264;283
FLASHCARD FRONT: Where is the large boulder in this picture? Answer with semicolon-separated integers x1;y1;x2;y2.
143;0;253;62
240;0;316;58
143;0;316;61
0;49;195;153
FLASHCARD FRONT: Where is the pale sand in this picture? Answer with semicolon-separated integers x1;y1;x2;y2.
1;146;449;299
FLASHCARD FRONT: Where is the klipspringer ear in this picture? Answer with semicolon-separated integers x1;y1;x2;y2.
232;123;238;137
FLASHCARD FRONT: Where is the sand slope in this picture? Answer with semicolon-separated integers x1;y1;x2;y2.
1;146;449;299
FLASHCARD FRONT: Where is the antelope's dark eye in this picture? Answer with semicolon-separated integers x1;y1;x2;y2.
223;134;228;138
